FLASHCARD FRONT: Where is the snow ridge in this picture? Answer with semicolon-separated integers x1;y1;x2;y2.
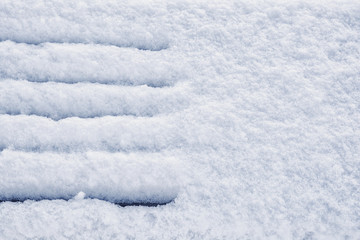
0;5;188;205
0;114;185;152
0;41;185;87
0;1;170;51
0;80;190;119
1;1;360;239
0;150;180;204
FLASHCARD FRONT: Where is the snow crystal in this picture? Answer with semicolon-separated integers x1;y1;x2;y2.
72;192;86;201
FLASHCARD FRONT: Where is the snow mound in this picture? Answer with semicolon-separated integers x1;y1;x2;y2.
0;2;169;50
0;80;190;119
0;114;185;152
0;41;186;87
72;192;86;201
0;150;181;204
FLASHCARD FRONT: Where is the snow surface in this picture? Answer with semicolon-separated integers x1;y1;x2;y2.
0;80;190;119
1;0;360;239
0;40;187;87
0;150;180;204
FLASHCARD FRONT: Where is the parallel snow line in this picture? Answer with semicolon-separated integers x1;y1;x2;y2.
0;115;185;152
0;200;173;207
0;80;190;120
0;40;168;51
0;41;187;87
0;6;169;51
0;1;172;51
0;150;181;204
6;79;173;88
0;5;170;52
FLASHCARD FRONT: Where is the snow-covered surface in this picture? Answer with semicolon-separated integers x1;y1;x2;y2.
0;80;190;119
0;40;186;87
1;0;360;239
0;150;180;204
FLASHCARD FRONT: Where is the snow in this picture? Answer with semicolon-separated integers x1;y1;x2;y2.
0;114;185;152
0;1;170;50
0;150;181;204
0;40;186;87
73;191;86;201
0;0;360;239
0;80;190;119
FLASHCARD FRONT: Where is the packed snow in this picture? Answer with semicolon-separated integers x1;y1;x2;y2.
0;80;190;119
0;0;359;239
0;40;186;87
0;114;186;152
0;150;181;204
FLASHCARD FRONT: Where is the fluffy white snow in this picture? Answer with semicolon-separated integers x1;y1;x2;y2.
0;80;190;119
0;114;184;152
0;2;169;50
0;150;181;204
0;0;360;239
0;40;187;87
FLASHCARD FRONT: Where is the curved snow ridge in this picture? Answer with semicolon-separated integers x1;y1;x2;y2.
0;41;187;87
0;80;190;120
0;115;185;152
0;150;181;204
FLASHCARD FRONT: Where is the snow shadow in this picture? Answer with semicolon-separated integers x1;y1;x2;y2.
0;198;174;207
0;40;169;51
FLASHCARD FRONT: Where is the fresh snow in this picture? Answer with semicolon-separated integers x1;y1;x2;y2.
0;40;186;87
0;150;180;204
0;80;190;119
0;0;360;239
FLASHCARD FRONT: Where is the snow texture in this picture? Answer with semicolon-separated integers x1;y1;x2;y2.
0;40;186;87
0;150;180;204
0;114;185;152
0;0;360;239
0;80;190;119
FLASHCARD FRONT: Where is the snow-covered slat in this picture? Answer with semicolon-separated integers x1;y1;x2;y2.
0;115;184;152
0;1;169;51
0;80;189;119
0;150;181;204
0;41;186;87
